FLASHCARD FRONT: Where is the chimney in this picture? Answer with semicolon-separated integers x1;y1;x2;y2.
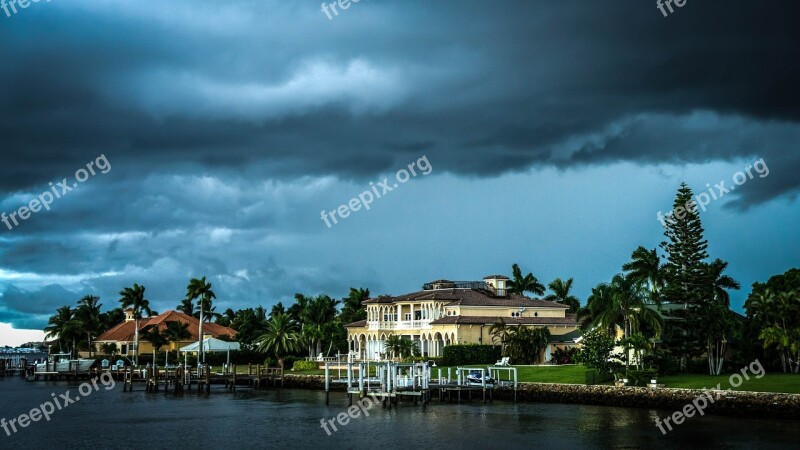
124;308;135;322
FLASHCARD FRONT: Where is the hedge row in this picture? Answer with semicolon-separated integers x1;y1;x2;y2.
442;344;501;366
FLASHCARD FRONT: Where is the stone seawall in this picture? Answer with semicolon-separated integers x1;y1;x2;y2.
494;384;800;419
282;375;800;418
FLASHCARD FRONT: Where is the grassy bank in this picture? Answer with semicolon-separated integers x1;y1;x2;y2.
657;373;800;394
431;364;589;384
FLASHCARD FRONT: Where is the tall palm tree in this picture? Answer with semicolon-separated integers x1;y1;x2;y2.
256;312;302;373
302;295;341;356
216;308;236;327
118;283;153;366
545;278;581;313
704;259;740;307
340;287;370;324
186;276;216;364
74;295;103;357
143;325;168;367
163;321;191;367
507;263;546;296
270;302;286;319
622;246;663;304
44;306;80;357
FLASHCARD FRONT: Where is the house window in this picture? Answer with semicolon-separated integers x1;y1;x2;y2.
404;313;412;321
511;312;521;317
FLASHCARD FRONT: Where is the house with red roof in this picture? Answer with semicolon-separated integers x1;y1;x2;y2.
95;309;237;357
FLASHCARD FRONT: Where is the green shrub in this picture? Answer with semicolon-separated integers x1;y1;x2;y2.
291;360;319;371
443;344;501;366
284;355;299;368
551;347;579;365
585;368;614;385
626;369;658;386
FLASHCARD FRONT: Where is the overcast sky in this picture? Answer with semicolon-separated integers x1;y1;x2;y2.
1;0;798;346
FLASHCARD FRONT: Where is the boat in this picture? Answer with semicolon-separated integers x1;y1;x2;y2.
34;353;96;373
466;370;495;385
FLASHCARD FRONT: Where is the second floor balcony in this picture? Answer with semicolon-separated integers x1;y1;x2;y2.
367;320;433;331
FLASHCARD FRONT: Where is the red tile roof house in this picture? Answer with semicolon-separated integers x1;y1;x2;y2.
95;309;236;358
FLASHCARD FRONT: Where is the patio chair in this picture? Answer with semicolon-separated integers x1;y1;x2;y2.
495;357;510;366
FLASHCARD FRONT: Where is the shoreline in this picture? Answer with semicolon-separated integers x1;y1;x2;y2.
281;374;800;419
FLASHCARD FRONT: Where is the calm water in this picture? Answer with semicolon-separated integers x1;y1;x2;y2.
1;376;799;449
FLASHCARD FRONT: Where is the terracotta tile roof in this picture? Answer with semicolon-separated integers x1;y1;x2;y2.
430;314;578;326
96;310;237;342
362;289;568;309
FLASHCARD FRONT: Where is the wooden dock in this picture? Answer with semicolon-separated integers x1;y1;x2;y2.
325;362;518;407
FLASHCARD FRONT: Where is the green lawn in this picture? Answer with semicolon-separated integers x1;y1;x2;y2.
657;373;800;394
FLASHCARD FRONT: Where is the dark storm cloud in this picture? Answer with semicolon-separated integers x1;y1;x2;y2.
0;0;797;207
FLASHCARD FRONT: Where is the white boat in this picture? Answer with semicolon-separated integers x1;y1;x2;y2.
35;353;96;373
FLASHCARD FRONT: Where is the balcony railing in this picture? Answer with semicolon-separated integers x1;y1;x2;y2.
367;320;433;331
421;280;506;297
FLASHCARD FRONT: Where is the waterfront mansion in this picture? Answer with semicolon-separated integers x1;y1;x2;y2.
345;275;580;362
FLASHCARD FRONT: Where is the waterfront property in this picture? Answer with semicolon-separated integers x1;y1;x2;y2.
345;275;581;361
95;309;237;358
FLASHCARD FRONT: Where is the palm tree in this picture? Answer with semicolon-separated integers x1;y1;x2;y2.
44;306;80;357
340;287;370;324
398;339;420;360
256;312;302;373
177;298;194;315
580;275;663;370
270;302;286;319
163;321;191;367
489;319;511;355
74;295;103;357
100;342;118;358
622;246;663;304
545;278;581;313
143;326;167;367
504;326;551;364
216;308;236;327
185;276;216;364
118;283;153;366
384;335;404;360
704;259;740;307
507;263;546;296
